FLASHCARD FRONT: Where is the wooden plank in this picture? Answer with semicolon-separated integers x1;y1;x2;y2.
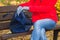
0;5;18;13
0;21;10;30
0;18;32;30
0;13;14;21
0;30;33;40
0;6;32;21
0;12;32;21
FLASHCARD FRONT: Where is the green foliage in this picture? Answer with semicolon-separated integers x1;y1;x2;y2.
15;0;20;2
0;0;5;4
0;0;4;2
0;0;28;6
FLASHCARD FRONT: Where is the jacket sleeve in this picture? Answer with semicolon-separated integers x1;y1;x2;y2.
29;0;57;12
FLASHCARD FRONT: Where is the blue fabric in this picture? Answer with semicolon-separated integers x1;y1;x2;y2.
9;10;33;33
31;19;56;40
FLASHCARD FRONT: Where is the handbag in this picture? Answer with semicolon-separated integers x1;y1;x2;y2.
9;10;33;33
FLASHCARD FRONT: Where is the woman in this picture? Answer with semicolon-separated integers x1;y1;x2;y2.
18;0;58;40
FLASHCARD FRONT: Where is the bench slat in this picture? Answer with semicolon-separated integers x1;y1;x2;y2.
0;13;13;21
0;18;32;30
0;30;33;40
0;6;18;13
0;13;31;21
0;21;10;30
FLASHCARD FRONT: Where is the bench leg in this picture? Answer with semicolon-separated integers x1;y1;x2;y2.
53;30;60;40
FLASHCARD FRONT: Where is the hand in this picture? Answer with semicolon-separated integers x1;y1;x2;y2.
17;6;23;16
22;6;29;10
16;6;29;16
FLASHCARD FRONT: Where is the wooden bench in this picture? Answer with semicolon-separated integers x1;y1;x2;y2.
0;5;60;40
